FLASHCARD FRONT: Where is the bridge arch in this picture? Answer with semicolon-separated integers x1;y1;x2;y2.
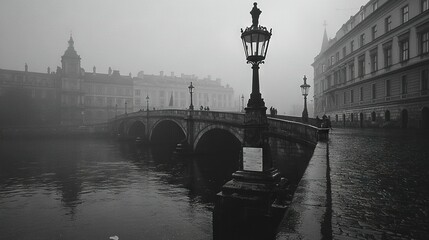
150;119;187;145
193;124;243;152
128;120;146;138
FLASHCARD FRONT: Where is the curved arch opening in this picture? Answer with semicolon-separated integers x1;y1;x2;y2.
195;129;241;157
371;111;376;122
385;110;391;122
128;121;146;138
401;109;408;128
151;120;186;147
422;107;429;129
359;112;364;127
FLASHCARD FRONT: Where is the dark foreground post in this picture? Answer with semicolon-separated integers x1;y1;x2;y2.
213;3;285;239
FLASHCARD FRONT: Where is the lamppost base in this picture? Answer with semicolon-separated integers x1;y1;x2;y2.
213;169;285;240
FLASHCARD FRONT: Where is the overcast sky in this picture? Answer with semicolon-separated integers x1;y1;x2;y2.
0;0;369;114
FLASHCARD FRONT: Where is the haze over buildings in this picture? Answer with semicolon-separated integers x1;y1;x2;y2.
0;0;369;115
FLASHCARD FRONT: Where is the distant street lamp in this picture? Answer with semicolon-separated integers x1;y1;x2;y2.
241;94;244;112
115;104;118;119
81;111;85;125
300;75;310;122
188;82;194;110
125;101;128;114
146;95;150;111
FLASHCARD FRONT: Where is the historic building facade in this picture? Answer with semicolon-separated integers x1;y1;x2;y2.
313;0;429;128
0;36;235;126
133;71;234;112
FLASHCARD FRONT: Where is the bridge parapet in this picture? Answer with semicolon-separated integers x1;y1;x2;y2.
267;117;319;145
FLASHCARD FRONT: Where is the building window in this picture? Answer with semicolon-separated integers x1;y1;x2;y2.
351;40;355;52
343;91;346;104
400;39;409;62
384;45;392;68
336;52;340;62
330;56;334;66
402;75;408;94
358;55;365;77
423;0;429;12
386;79;391;96
402;5;409;24
385;16;392;32
360;33;366;47
335;94;338;106
349;62;355;80
421;31;429;55
371;111;376;121
370;51;378;72
372;1;378;12
360;86;364;101
350;89;354;103
343;46;346;58
422;69;429;91
372;25;377;40
135;89;141;96
372;84;376;99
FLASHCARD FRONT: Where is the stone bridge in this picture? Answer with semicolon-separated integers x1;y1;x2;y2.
109;109;324;151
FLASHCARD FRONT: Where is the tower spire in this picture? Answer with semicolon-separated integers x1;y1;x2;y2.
320;21;329;53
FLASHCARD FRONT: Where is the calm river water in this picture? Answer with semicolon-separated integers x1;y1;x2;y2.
1;128;428;239
0;139;239;240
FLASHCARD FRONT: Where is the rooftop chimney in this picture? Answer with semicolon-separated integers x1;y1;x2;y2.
108;67;112;75
47;67;51;74
25;63;28;72
160;71;164;77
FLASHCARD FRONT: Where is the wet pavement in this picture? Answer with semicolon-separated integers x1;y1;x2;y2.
329;128;429;239
279;128;429;240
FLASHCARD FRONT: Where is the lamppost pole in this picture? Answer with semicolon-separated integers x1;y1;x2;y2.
125;101;128;115
188;82;194;110
241;94;244;112
115;104;118;119
300;75;310;122
214;4;283;238
146;95;149;111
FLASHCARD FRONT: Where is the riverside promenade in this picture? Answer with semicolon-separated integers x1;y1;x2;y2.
276;128;429;239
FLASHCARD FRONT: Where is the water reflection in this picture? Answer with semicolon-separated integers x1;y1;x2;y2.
0;136;311;239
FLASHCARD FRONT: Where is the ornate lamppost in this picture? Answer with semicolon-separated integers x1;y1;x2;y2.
188;82;194;110
214;4;282;238
146;95;150;111
213;3;279;235
241;94;244;112
115;104;118;119
300;75;310;122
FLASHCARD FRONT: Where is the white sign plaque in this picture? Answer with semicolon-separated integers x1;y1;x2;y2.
243;147;263;172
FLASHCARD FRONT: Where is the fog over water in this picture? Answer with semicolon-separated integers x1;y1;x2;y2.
0;0;368;114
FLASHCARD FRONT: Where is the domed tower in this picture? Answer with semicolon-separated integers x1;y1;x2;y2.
59;35;84;126
61;35;81;77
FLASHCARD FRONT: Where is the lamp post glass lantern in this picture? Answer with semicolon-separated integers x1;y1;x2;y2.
300;75;310;122
241;2;272;108
188;82;194;110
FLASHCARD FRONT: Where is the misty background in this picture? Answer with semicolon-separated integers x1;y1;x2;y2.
0;0;368;115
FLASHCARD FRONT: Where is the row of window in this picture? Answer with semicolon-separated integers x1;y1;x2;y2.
320;29;429;93
326;1;428;69
335;69;428;106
